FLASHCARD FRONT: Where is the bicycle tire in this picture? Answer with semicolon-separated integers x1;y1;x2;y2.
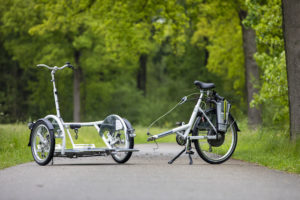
31;121;55;166
193;109;238;164
111;118;134;164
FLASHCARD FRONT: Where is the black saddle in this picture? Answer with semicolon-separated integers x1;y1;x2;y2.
194;80;215;90
70;124;81;129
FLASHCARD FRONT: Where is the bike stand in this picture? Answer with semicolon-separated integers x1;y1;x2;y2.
168;147;186;164
168;139;194;165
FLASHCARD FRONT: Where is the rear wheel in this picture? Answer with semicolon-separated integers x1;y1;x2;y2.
100;115;134;164
193;110;237;164
31;121;55;165
111;133;134;164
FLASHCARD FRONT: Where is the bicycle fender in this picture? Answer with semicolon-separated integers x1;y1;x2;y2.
229;114;240;132
28;118;54;146
122;118;136;137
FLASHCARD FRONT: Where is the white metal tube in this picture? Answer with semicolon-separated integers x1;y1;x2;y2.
172;124;190;133
183;92;203;138
66;128;75;148
51;71;61;118
45;115;66;155
63;121;103;126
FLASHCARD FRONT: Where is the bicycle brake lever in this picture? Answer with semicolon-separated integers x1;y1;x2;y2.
66;62;74;70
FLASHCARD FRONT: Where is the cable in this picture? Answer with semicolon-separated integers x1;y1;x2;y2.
146;92;201;151
146;92;200;135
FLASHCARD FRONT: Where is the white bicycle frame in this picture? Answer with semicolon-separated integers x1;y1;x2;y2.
148;90;218;143
37;64;136;156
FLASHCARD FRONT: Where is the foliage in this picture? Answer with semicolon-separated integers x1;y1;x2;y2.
192;0;246;114
0;0;289;130
0;0;220;125
244;0;288;124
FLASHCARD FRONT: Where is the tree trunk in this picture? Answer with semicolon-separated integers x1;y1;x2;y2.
239;10;262;128
137;53;147;96
282;0;300;141
73;50;81;122
203;37;209;66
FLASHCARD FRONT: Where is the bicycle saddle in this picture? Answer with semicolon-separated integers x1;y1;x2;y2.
194;80;215;90
70;124;81;129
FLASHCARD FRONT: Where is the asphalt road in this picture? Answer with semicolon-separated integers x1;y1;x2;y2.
0;143;300;200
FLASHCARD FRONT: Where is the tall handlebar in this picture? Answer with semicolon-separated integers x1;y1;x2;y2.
37;62;73;71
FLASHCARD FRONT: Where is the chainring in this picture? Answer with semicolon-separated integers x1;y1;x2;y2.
176;134;186;146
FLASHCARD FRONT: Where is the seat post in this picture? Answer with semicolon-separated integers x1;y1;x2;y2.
51;70;61;118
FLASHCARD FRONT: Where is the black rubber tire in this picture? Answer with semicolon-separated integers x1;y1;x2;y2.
31;121;55;166
111;136;134;164
111;118;134;164
193;110;238;164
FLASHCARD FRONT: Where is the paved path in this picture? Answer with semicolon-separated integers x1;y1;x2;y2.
0;143;300;200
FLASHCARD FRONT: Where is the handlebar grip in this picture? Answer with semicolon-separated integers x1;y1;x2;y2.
65;62;74;69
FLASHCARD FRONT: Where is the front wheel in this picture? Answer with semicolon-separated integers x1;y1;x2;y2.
193;111;238;164
31;121;55;165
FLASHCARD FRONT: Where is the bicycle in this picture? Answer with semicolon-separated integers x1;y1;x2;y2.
147;80;240;165
28;62;138;166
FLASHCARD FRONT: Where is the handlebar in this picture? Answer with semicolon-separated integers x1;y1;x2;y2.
37;62;73;71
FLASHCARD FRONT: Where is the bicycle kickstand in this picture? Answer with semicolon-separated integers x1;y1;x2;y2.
168;147;186;164
168;138;194;165
186;139;194;165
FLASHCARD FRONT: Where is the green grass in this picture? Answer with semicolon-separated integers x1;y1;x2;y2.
0;123;299;173
0;124;33;169
232;121;300;173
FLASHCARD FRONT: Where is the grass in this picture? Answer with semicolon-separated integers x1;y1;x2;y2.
0;124;33;169
0;123;299;173
232;121;300;173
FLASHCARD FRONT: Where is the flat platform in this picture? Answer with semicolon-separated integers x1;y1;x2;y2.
54;148;139;158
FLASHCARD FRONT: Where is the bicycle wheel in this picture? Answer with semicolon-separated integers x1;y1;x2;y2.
100;115;134;164
31;121;55;165
193;110;237;164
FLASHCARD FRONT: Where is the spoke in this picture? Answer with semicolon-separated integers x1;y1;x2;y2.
37;130;46;144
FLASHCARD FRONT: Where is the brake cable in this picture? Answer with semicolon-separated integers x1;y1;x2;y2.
146;92;200;151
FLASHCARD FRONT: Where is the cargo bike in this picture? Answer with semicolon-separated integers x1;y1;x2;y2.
28;63;138;165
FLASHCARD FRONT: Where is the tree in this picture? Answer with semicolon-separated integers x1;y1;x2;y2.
192;1;246;114
28;0;100;122
192;0;263;126
282;0;300;140
239;9;262;127
244;0;288;126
